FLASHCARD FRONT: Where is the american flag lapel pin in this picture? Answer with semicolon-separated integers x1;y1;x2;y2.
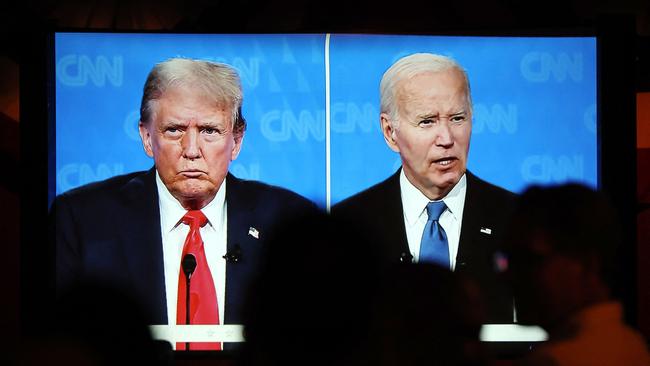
248;227;260;239
480;227;492;235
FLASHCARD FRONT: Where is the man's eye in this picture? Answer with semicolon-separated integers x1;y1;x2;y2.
418;119;435;126
165;127;180;134
202;128;219;134
451;115;466;123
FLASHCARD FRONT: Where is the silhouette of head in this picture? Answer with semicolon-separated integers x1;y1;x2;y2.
505;184;620;330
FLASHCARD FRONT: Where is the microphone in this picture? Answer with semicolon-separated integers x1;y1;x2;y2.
181;254;196;351
223;244;242;263
399;251;413;264
182;254;197;280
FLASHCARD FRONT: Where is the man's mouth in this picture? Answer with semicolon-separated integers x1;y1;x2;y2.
180;170;205;178
433;157;457;167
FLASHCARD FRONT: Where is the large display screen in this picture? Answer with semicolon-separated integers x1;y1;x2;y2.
52;33;597;209
50;32;597;349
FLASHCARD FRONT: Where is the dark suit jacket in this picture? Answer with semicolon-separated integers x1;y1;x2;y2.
51;168;317;327
331;169;516;323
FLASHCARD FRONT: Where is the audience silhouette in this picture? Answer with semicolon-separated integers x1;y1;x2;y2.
19;281;169;366
506;184;650;366
239;212;488;366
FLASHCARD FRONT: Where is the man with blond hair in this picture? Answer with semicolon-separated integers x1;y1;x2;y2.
52;58;315;350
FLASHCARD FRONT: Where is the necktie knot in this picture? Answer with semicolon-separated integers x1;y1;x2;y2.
425;201;447;222
182;210;208;230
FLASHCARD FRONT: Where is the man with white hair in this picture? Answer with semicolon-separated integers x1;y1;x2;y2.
332;53;516;323
52;58;316;350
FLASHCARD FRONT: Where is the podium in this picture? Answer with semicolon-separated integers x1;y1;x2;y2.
149;325;245;347
149;323;546;345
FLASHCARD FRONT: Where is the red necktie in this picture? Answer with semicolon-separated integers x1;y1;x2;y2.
176;210;221;350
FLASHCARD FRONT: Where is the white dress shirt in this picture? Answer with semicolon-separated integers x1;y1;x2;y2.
400;169;467;270
156;171;228;328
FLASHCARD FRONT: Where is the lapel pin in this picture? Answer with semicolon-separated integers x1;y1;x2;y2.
480;227;492;235
248;227;260;239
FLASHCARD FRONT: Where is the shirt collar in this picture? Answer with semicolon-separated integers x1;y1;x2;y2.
400;169;467;227
155;170;226;232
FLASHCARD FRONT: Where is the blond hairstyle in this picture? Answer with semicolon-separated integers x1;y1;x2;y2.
139;57;246;136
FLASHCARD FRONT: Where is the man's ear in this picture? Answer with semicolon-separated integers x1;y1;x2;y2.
138;121;154;158
381;113;400;153
231;133;243;161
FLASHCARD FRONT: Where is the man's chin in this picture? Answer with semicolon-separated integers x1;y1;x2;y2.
170;184;218;208
432;171;463;188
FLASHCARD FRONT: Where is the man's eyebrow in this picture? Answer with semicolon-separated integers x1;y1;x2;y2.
160;119;225;128
450;110;468;116
160;120;185;128
160;116;186;124
198;119;225;127
415;110;467;119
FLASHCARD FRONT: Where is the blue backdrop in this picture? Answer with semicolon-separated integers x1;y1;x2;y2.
52;33;596;209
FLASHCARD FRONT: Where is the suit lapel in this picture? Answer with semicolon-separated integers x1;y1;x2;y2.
455;171;515;322
224;173;259;324
457;171;489;269
380;170;412;263
117;168;168;324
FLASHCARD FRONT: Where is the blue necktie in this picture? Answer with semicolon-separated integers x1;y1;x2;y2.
419;201;449;268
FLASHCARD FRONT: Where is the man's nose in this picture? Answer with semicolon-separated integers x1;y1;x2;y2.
435;122;454;148
182;129;201;159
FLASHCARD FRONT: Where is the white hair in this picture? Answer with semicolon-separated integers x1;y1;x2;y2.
379;53;472;127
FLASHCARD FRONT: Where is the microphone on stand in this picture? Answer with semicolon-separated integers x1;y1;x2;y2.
223;244;242;263
399;251;414;263
181;254;197;351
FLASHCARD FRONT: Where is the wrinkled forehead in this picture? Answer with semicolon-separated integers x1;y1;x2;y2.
397;68;468;92
149;85;233;121
395;69;471;112
161;83;232;108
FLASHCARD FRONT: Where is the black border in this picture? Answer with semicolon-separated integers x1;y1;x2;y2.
596;14;638;324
